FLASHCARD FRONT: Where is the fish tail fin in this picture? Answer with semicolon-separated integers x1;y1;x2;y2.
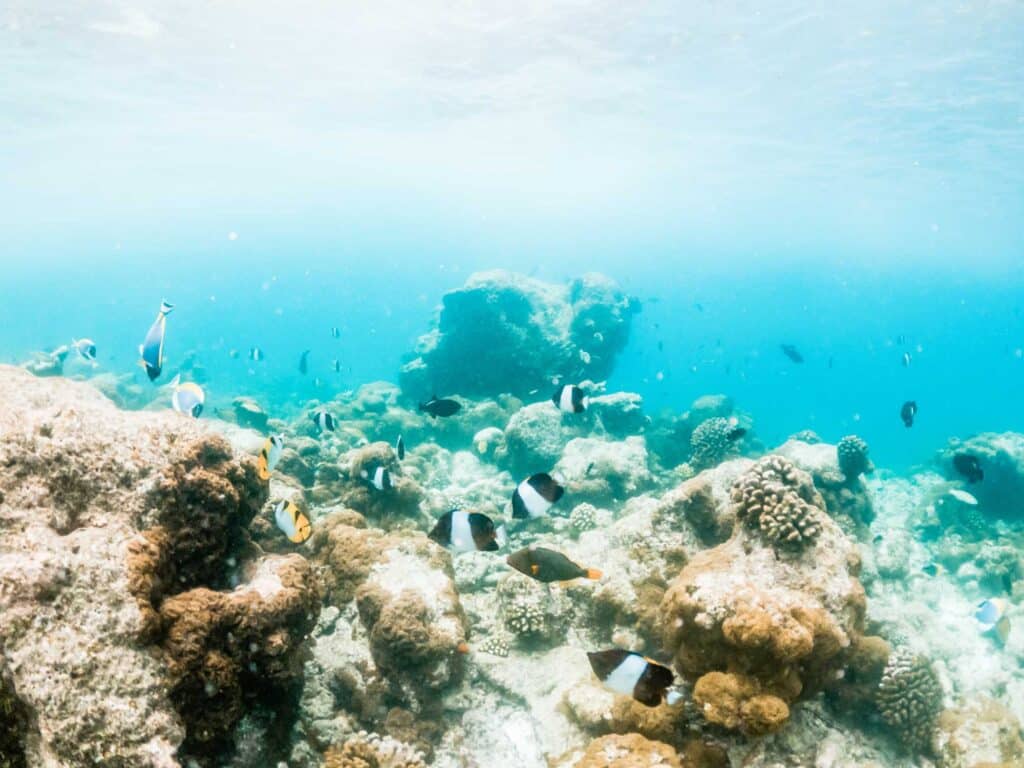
169;373;181;388
586;568;602;580
160;300;175;315
666;690;684;706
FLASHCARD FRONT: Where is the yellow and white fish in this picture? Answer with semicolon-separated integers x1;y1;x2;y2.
274;499;311;544
258;435;284;481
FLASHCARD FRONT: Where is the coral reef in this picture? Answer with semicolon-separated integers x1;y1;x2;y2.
399;270;637;400
730;456;823;548
775;439;875;530
336;442;424;521
837;435;873;480
875;648;944;754
232;396;269;430
692;671;790;735
569;502;600;535
937;432;1024;519
555;436;654;505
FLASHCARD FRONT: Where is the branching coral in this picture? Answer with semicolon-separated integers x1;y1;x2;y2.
837;435;872;480
730;456;823;548
689;417;738;469
875;648;943;753
324;731;426;768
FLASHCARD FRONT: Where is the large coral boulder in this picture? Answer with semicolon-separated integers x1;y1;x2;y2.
660;457;866;732
399;271;637;401
0;366;312;767
937;432;1024;519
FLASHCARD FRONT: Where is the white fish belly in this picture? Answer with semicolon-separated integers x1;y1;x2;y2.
517;479;551;518
603;654;646;697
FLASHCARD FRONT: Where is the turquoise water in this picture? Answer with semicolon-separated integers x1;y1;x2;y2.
2;1;1023;468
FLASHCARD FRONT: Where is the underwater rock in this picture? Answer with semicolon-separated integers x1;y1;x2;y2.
555;436;654;506
0;366;272;767
660;457;866;733
552;733;682;768
159;554;320;760
19;347;68;377
933;696;1024;767
875;647;944;754
587;391;647;437
499;400;590;475
232;396;269;430
937;432;1024;519
398;270;637;401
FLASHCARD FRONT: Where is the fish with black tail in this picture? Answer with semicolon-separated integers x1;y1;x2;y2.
429;509;507;552
419;395;462;419
586;650;682;707
953;453;984;484
900;401;917;428
506;546;601;583
511;472;564;519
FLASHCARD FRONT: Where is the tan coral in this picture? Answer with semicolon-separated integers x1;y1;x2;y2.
552;733;682;768
692;671;789;735
934;697;1024;768
324;731;426;768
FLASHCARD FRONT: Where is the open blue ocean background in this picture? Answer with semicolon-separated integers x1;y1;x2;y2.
2;1;1023;472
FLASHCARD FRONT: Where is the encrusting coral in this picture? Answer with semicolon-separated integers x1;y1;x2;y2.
837;434;873;480
933;696;1024;767
552;733;682;768
730;456;823;548
875;647;944;754
692;671;790;735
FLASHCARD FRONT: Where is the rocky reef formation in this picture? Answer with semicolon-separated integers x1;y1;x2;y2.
399;271;638;401
0;366;317;767
937;432;1024;519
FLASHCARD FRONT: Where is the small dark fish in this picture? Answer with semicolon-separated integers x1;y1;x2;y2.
780;344;804;364
900;401;917;428
587;650;679;707
299;350;310;375
395;435;405;461
249;347;265;362
902;352;912;367
872;534;883;544
921;563;944;577
419;395;462;419
507;546;601;583
897;334;907;345
332;359;341;373
331;327;341;338
512;472;565;519
828;356;833;369
429;509;506;552
585;461;596;476
229;349;239;359
657;340;664;352
726;427;746;441
953;453;984;484
694;303;704;313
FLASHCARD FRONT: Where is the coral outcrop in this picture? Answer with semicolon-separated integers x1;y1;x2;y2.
336;442;424;521
837;435;872;480
690;417;740;470
933;696;1024;767
555;436;654;506
730;456;823;549
399;271;637;400
660;457;866;733
692;671;790;735
937;432;1024;519
323;732;426;768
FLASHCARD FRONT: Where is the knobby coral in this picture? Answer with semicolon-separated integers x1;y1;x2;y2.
730;456;823;548
690;417;738;469
837;435;872;480
324;731;426;768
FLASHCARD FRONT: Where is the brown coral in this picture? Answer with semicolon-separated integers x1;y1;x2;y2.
934;696;1024;768
692;672;789;735
324;732;426;768
159;554;320;759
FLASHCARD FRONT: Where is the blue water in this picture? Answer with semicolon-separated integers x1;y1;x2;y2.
2;1;1024;471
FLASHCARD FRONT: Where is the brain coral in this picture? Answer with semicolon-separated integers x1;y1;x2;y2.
875;648;944;753
730;456;823;548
